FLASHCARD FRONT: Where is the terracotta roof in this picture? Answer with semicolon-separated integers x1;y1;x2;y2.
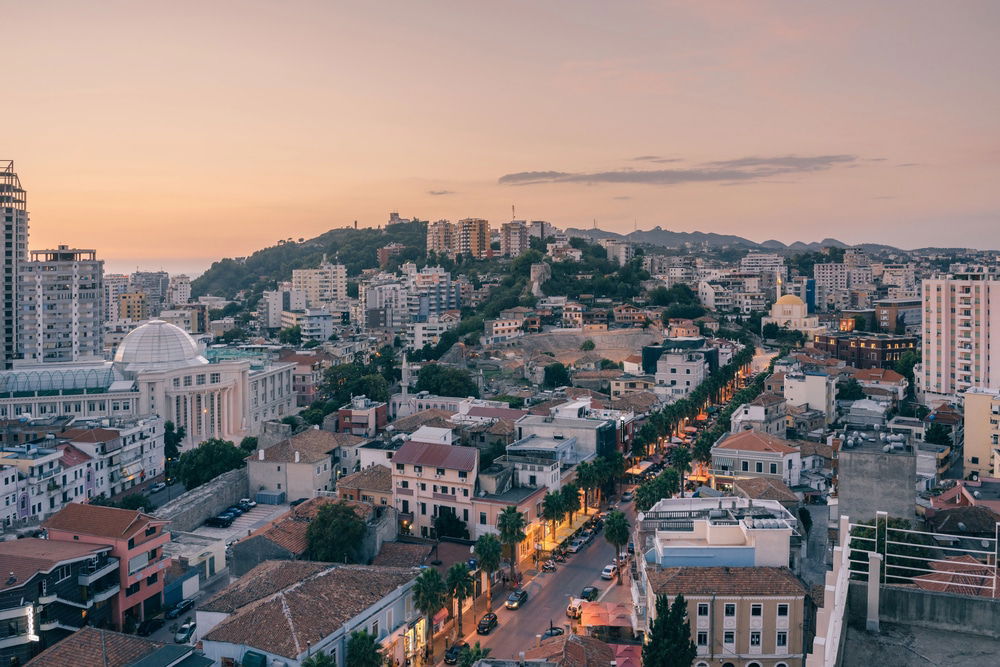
60;428;120;443
523;634;616;667
198;561;330;613
766;372;786;383
798;441;834;459
57;443;92;467
648;566;807;597
253;429;353;464
292;497;372;521
608;391;660;413
486;418;517;436
926;506;1000;535
26;627;162;667
572;370;620;380
257;520;310;555
734;477;799;503
624;354;642;364
202;564;420;659
715;430;798;454
392;440;477;472
912;555;999;598
465;406;528;420
372;541;433;568
43;503;166;539
853;368;905;384
390;409;457;433
337;464;392;495
748;391;785;407
0;538;110;591
564;387;610;401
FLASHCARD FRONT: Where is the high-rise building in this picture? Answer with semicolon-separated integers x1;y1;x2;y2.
456;218;490;259
426;219;454;257
291;258;347;307
129;271;169;315
104;273;129;321
403;263;461;322
500;220;529;257
19;245;104;363
961;388;1000;479
167;274;191;306
598;238;634;265
0;161;28;367
260;287;308;329
920;266;1000;403
740;251;787;279
119;292;149;321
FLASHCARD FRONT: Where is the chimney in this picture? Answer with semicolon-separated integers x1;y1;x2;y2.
294;451;300;463
258;449;265;461
518;651;526;667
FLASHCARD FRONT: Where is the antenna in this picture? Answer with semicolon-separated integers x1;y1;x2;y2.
593;218;597;230
512;204;516;220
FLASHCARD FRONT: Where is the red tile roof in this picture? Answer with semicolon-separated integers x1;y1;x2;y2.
336;464;392;495
748;391;785;407
648;566;807;596
26;627;161;667
390;409;457;433
372;542;432;568
853;368;906;384
715;430;798;454
392;440;477;472
912;555;999;598
523;634;616;666
60;428;120;443
465;406;528;420
0;538;110;591
252;429;358;464
57;443;92;467
43;503;166;539
734;477;799;504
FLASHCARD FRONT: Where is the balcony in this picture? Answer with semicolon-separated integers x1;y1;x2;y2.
91;582;120;603
79;558;119;585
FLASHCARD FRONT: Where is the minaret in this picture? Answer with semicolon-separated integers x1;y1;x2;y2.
401;353;410;397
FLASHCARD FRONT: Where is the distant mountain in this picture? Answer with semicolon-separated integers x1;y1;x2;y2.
565;226;857;253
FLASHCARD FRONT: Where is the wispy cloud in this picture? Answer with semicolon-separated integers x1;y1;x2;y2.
612;195;632;200
896;163;920;168
427;190;455;196
630;155;683;163
499;154;859;187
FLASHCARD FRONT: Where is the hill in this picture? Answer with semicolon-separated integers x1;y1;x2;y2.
564;226;872;253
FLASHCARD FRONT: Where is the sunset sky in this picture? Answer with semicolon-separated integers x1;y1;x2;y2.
6;1;1000;274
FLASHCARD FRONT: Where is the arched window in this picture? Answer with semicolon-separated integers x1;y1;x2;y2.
695;663;709;667
747;663;763;667
776;663;789;667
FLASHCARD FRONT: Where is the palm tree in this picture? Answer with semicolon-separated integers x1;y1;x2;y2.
604;510;630;585
345;630;382;667
412;568;446;661
302;651;336;667
446;562;475;638
605;451;626;496
497;506;526;583
561;483;581;525
473;533;502;607
592;457;611;506
575;461;596;512
541;491;565;543
458;642;492;667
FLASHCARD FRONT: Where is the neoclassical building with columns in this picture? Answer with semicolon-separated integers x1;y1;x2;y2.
0;320;294;449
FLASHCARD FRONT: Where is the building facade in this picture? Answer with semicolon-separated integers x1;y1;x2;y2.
0;162;28;367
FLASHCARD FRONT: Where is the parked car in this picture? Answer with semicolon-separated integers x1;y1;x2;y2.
541;626;565;640
443;641;469;665
505;589;528;609
580;586;599;601
149;482;166;494
136;617;164;637
226;506;244;517
166;598;194;619
579;529;595;543
204;515;233;528
477;613;498;634
566;539;584;553
621;490;634;502
174;621;196;644
601;564;618;580
238;498;257;510
566;598;584;619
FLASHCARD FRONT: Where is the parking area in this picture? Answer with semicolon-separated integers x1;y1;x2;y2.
189;502;291;543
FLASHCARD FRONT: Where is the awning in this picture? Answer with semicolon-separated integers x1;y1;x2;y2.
625;461;653;476
433;608;449;625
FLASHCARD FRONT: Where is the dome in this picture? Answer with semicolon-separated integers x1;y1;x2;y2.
775;294;805;306
113;319;208;373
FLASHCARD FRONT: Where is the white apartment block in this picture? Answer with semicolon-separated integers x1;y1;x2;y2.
962;388;1000;479
407;314;458;350
260;288;308;329
0;162;29;367
500;220;529;257
292;260;348;307
654;351;708;401
920;267;1000;403
19;246;104;363
879;264;917;289
598;238;633;265
783;371;837;425
280;309;335;342
739;252;787;279
814;263;873;290
104;273;129;323
167;274;191;306
698;281;733;312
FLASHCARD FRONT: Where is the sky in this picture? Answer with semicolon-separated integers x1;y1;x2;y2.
5;1;1000;274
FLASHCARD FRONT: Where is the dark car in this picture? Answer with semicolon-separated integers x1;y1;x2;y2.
443;641;469;665
541;626;565;640
204;515;233;528
477;612;498;634
165;598;194;620
580;586;599;602
226;506;244;516
505;589;528;609
136;617;164;637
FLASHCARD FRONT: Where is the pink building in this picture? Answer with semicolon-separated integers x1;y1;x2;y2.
44;503;170;630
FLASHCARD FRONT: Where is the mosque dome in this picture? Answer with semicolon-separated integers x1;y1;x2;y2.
113;319;208;373
775;294;805;306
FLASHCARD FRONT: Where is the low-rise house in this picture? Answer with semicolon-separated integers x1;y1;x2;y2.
391;437;478;538
198;561;421;667
337;464;393;506
337;396;388;438
851;367;908;401
247;429;347;502
610;374;656;398
25;626;208;667
733;476;800;510
730;392;787;438
711;430;802;487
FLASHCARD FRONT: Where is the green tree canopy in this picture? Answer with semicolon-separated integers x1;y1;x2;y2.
924;422;952;446
278;325;302;345
415;364;479;398
302;650;337;667
345;630;382;667
446;562;475;637
837;378;866;401
412;568;446;662
604;510;630;584
642;594;697;667
434;512;470;539
175;438;246;489
306;501;367;562
474;534;502;605
543;362;570;389
497;506;526;582
580;339;596;351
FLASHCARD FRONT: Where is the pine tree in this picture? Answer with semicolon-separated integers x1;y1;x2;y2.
642;594;697;667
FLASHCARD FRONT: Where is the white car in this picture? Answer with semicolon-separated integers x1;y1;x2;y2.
567;539;584;553
149;482;166;494
601;564;618;580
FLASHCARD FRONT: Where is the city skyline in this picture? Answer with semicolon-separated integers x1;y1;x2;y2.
7;1;1000;274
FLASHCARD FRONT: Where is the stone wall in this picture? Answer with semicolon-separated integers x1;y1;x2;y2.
847;581;1000;639
153;468;249;533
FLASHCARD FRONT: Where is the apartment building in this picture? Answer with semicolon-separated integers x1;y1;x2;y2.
962;388;1000;479
739;252;787;279
337;396;388;438
500;220;529;257
279;308;335;342
730;393;788;437
128;272;169;316
920;266;1000;402
654;350;709;401
391;434;478;538
377;242;405;267
19;246;104;363
44;503;170;629
598;238;633;265
782;371;836;425
291;259;348;307
515;414;617;458
811;332;918;369
407;312;459;350
426;219;455;256
711;431;802;487
456;218;490;259
103;273;130;322
260;287;308;329
118;292;149;321
61;417;165;499
403;264;461;322
0;162;28;367
247;429;348;502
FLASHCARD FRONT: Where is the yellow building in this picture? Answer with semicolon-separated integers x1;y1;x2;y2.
962;388;1000;479
118;292;149;321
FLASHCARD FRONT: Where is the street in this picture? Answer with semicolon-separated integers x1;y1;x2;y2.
453;499;638;662
147;481;185;508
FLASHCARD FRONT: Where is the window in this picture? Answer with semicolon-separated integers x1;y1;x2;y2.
777;603;789;617
145;526;156;537
971;456;979;464
697;603;709;617
755;461;763;473
54;565;71;582
724;603;736;617
751;604;762;616
196;375;206;386
769;463;778;475
741;461;749;472
777;631;787;647
479;512;487;525
396;463;404;471
400;481;409;489
723;631;734;645
125;582;141;596
697;631;708;646
146;573;158;585
127;538;135;549
458;471;467;479
371;619;379;638
210;372;221;383
414;465;423;473
750;631;761;646
436;468;445;476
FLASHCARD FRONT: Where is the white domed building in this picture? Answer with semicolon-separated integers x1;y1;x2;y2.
762;294;826;337
0;320;295;449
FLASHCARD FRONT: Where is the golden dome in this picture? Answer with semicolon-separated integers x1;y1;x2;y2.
775;294;805;306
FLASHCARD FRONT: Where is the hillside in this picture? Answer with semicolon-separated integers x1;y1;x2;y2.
191;221;426;298
564;226;867;252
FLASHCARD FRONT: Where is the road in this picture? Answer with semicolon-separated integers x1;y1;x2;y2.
147;481;185;508
459;499;638;662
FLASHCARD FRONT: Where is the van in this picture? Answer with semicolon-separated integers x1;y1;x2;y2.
566;598;584;619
